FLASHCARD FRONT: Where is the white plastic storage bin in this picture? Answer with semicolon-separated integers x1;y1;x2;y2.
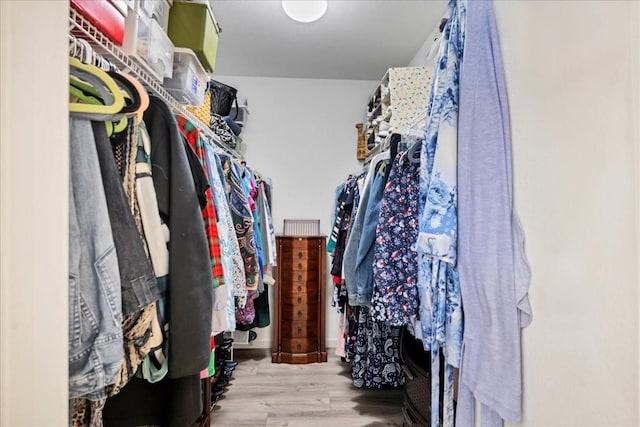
163;47;208;106
124;10;174;81
140;0;171;31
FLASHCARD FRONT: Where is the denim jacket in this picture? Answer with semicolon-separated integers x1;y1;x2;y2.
68;118;124;400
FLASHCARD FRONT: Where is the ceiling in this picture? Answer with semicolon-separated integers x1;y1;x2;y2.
209;0;447;81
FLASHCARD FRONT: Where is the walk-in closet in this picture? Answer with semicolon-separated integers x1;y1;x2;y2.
1;1;639;427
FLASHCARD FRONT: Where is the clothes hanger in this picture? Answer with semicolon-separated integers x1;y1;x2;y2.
363;149;390;191
70;46;131;133
69;69;117;135
114;72;150;123
403;111;427;164
69;70;126;135
69;57;124;116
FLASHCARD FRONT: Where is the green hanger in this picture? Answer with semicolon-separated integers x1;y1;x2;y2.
69;83;115;135
69;57;124;116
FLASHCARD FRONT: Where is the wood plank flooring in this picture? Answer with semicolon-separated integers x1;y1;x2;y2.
210;349;405;427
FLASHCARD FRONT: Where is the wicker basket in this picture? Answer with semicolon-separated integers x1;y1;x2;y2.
185;86;212;129
356;123;370;160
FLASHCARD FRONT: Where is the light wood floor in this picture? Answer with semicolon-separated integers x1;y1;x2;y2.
210;349;405;427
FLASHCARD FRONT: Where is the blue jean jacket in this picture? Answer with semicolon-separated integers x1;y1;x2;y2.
68;118;124;400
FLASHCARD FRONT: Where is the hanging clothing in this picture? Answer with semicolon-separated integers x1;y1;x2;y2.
210;150;248;311
135;122;170;384
416;1;466;425
343;171;373;306
354;161;390;307
257;180;277;267
371;151;421;327
177;116;226;289
240;164;265;292
204;143;242;332
68;117;123;400
350;306;404;389
94;120;158;397
94;120;158;315
220;154;261;292
103;96;213;427
146;98;214;376
455;1;533;425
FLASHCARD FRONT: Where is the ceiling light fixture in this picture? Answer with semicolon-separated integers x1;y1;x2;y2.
282;0;328;23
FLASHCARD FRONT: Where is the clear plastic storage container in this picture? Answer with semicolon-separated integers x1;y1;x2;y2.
163;47;208;106
124;12;175;80
140;0;171;31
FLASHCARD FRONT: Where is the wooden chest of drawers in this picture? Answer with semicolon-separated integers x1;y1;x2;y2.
272;235;327;364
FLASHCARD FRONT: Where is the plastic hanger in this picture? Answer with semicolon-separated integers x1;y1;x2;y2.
363;150;390;191
106;71;142;133
70;70;126;135
114;72;149;123
69;57;124;116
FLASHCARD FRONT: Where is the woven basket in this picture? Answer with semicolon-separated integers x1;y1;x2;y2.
186;87;212;129
356;123;370;160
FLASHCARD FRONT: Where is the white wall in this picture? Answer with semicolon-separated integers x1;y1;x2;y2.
494;2;639;426
410;1;639;425
214;75;377;349
0;1;69;426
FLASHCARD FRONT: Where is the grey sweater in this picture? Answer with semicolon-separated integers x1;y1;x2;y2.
456;1;533;425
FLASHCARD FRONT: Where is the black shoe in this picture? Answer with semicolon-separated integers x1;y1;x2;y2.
211;387;226;397
224;360;239;368
213;377;230;387
248;331;257;342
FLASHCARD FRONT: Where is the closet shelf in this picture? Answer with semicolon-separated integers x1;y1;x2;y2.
69;7;242;159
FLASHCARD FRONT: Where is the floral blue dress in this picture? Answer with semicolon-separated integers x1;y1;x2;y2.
371;151;421;327
416;0;466;426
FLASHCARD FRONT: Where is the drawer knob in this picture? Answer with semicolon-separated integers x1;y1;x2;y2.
297;251;303;259
297;344;302;351
297;274;303;281
297;310;303;318
297;263;303;270
297;327;303;334
297;297;302;304
297;285;302;292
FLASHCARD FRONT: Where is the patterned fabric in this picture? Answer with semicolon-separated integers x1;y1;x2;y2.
236;290;258;325
176;116;225;288
220;155;260;291
239;164;265;292
109;121;156;398
71;398;89;427
350;306;404;389
258;180;277;266
371;151;421;326
209;114;235;148
204;144;244;328
134;123;169;384
327;184;344;254
109;303;156;395
416;1;466;426
387;66;434;132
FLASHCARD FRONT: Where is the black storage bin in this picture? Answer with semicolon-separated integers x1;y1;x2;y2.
400;327;433;423
402;397;429;426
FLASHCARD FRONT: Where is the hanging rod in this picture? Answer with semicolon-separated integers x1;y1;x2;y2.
69;8;243;160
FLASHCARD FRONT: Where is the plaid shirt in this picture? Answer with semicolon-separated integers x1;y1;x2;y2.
176;116;225;288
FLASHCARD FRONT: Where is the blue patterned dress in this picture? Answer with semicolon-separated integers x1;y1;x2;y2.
371;151;421;327
417;1;466;426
